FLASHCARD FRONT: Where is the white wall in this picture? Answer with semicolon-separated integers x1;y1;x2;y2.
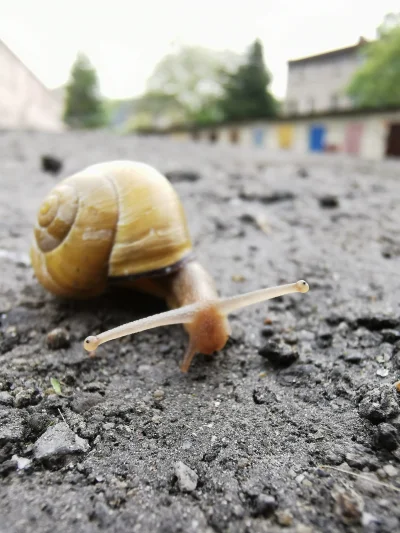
359;111;400;160
170;109;400;161
0;40;63;131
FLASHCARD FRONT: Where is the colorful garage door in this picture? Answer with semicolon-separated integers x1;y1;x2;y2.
278;125;293;149
345;122;363;155
252;127;264;147
309;125;326;152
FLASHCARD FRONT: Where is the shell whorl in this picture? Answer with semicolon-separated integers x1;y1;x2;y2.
34;184;79;253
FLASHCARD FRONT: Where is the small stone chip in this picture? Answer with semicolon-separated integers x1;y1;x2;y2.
383;464;398;477
47;327;70;349
254;494;277;517
174;461;198;492
153;389;165;401
276;510;293;527
33;422;89;461
333;489;364;525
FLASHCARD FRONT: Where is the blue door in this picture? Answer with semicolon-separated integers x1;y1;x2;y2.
309;125;326;152
253;128;264;147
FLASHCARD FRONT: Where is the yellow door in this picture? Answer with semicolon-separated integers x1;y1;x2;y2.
278;124;293;149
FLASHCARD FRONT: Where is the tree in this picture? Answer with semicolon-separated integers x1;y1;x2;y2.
63;53;107;129
219;39;278;121
346;13;400;108
145;45;241;120
133;91;187;127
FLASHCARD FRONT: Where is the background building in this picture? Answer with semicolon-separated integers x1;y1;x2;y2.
0;39;63;131
284;38;368;116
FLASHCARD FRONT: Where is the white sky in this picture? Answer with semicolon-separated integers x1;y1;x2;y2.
1;0;399;100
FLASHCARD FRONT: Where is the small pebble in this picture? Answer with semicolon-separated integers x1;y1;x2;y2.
261;325;275;338
383;464;398;477
319;195;339;209
377;368;389;377
254;494;277;517
375;423;398;451
232;274;246;282
297;167;308;178
357;385;399;424
283;332;298;345
33;422;89;460
14;389;39;408
0;391;13;406
47;328;70;349
11;455;31;470
41;155;63;175
333;489;364;525
153;389;165;401
381;329;400;343
276;510;293;527
82;382;105;393
165;170;200;182
344;352;363;364
174;461;198;492
259;340;299;367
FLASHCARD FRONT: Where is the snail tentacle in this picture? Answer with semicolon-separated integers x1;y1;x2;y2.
216;280;309;315
83;302;201;351
83;280;309;354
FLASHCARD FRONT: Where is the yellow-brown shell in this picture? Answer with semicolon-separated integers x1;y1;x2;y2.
30;160;193;298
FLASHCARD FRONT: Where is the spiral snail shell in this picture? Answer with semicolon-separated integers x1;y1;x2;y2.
30;161;193;299
30;160;310;372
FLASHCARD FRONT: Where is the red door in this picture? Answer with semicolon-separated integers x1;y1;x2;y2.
345;122;363;155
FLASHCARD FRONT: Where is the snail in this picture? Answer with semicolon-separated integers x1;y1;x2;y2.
30;160;310;372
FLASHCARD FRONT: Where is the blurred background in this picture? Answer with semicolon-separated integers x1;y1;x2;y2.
1;0;400;158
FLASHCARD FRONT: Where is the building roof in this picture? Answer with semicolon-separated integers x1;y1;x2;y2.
288;37;369;66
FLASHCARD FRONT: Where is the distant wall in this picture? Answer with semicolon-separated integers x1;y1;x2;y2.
168;110;400;161
0;40;63;131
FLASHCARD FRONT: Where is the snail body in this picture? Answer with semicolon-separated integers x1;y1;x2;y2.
31;160;309;372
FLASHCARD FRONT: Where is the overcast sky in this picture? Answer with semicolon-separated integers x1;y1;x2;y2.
1;0;399;100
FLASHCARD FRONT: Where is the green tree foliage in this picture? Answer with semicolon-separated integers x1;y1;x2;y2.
346;13;400;108
124;92;188;132
63;53;107;128
219;39;279;121
145;45;241;123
